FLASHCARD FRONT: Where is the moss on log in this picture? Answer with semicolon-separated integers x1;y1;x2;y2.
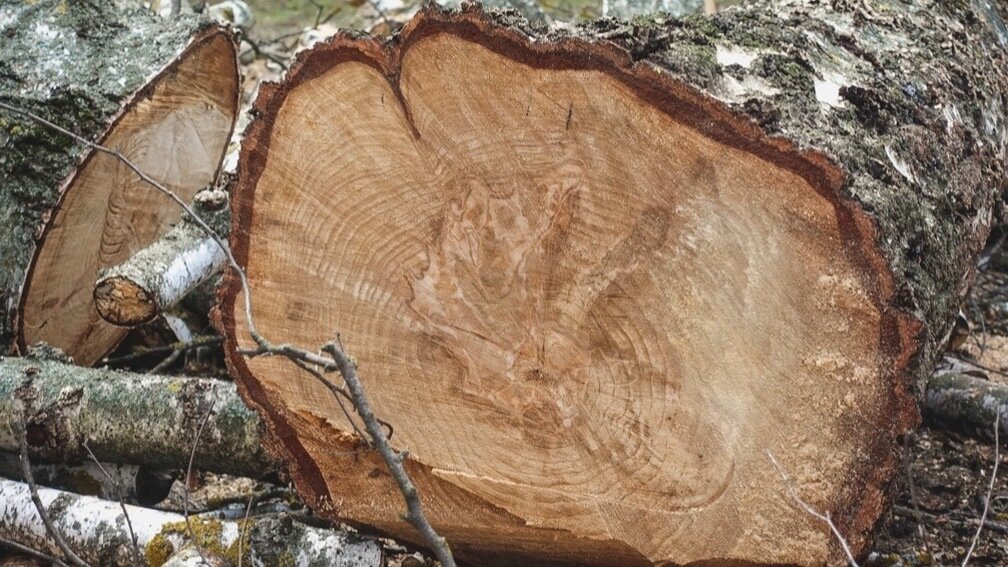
0;478;384;567
0;0;239;365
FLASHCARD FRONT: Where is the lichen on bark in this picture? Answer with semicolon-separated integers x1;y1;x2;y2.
0;351;275;476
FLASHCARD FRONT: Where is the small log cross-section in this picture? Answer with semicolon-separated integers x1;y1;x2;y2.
0;0;239;365
219;3;1008;566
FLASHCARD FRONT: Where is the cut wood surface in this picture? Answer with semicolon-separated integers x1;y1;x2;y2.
218;3;1008;566
0;0;239;365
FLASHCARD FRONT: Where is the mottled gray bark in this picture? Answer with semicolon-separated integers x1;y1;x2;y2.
0;0;222;355
94;189;230;327
0;478;384;567
925;371;1008;437
0;350;275;476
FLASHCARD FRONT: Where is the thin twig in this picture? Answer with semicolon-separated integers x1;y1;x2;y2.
184;396;217;567
150;348;185;374
0;536;72;567
82;441;142;567
236;490;256;567
962;406;1001;566
103;335;223;366
901;432;927;544
287;356;368;441
945;354;1008;379
323;340;455;567
13;422;91;567
767;451;860;567
0;98;456;567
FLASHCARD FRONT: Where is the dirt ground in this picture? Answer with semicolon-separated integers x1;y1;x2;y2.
870;426;1006;566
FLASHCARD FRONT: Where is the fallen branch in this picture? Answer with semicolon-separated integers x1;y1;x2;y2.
924;371;1008;438
94;189;230;327
0;351;275;476
0;477;384;567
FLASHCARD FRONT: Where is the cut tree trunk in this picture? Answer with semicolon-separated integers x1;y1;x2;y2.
0;351;275;476
217;3;1008;566
0;0;239;366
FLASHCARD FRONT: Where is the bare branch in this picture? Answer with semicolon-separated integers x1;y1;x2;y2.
766;451;860;567
962;406;1002;567
322;340;456;567
15;422;91;567
82;441;142;567
184;396;217;567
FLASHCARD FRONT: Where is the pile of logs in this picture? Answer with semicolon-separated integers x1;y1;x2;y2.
0;0;1006;565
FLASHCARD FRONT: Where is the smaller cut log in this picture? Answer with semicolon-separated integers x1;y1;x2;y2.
95;188;230;327
0;0;239;365
0;351;274;477
0;478;383;567
925;371;1008;438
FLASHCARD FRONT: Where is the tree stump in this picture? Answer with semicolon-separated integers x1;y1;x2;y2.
0;0;239;365
219;3;1008;565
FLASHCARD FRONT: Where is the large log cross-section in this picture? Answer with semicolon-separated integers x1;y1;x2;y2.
219;3;1008;565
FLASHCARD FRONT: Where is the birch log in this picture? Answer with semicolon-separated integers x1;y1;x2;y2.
94;188;230;327
0;478;383;567
218;3;1008;565
0;0;239;365
0;352;274;476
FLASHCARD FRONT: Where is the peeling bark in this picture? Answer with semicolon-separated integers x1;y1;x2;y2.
0;351;274;477
0;478;384;567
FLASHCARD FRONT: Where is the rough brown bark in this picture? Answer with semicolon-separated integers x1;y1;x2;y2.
0;0;239;365
218;3;1008;566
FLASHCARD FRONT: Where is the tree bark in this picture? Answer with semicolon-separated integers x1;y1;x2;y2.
0;478;384;567
0;351;275;477
0;0;239;366
217;2;1008;566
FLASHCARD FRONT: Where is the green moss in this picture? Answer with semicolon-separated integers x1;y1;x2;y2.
144;518;228;567
222;519;253;565
145;530;174;567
